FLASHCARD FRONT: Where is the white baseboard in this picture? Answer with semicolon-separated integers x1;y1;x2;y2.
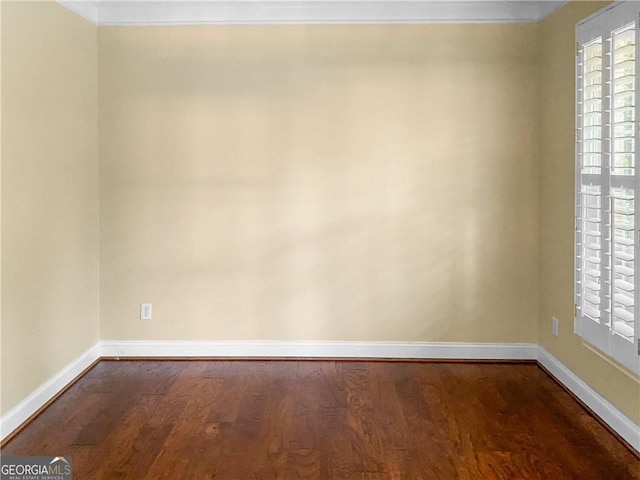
537;347;640;453
0;343;101;441
2;341;637;455
99;340;539;360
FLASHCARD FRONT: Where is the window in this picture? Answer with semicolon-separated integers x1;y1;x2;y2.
576;0;640;375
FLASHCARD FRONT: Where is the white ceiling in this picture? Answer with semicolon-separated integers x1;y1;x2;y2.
57;0;570;26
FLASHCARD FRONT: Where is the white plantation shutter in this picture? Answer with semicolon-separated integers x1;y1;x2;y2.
576;0;640;375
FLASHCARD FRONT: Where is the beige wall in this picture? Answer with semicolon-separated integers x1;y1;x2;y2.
539;0;640;424
1;1;99;415
99;24;539;343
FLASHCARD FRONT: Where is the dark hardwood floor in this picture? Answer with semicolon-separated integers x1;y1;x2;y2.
2;360;638;479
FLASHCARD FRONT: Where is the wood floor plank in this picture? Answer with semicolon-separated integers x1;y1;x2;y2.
210;362;273;479
251;378;296;479
87;363;197;479
366;362;411;452
286;448;321;480
95;395;175;480
143;375;224;479
392;362;460;479
205;362;252;424
1;360;637;480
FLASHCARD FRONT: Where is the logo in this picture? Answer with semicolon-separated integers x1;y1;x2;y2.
0;456;72;480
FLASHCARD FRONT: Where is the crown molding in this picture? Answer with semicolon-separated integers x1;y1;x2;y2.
57;0;99;24
56;1;569;26
536;0;570;21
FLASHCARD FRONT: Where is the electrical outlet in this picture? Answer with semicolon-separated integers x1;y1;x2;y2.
552;316;559;337
140;303;152;320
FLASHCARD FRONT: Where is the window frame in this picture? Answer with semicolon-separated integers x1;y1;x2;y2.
575;0;640;376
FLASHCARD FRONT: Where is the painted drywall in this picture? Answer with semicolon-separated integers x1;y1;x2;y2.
99;24;539;343
1;0;99;415
539;0;640;424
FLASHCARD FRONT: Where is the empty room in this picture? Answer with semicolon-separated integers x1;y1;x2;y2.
1;0;639;478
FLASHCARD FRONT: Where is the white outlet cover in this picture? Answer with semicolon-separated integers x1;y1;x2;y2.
141;303;152;320
552;316;559;337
